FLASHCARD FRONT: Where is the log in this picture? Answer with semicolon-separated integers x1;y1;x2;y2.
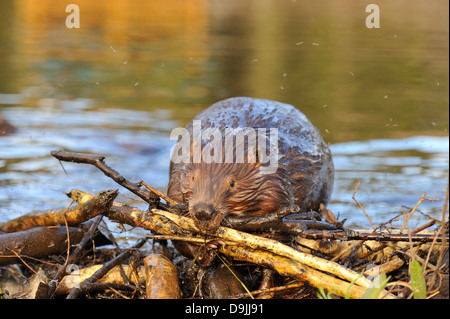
144;254;181;299
68;190;396;299
56;264;145;295
220;245;385;299
153;210;375;290
66;189;190;237
125;209;396;298
0;189;118;233
66;238;147;299
0;225;85;266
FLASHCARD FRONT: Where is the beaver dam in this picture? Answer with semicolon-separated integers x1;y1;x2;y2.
0;150;447;300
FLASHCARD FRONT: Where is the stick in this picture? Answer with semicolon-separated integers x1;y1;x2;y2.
66;238;147;299
230;282;305;299
46;216;104;298
352;182;375;231
429;174;449;288
153;210;374;290
140;180;179;206
363;258;405;277
400;192;440;232
55;264;145;295
51;150;159;206
342;231;447;243
0;226;86;266
0;189;117;233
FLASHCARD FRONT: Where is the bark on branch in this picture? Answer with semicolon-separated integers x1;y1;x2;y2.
51;150;159;207
0;189;118;233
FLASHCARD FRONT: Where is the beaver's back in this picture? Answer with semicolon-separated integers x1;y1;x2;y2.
188;97;327;155
169;97;334;213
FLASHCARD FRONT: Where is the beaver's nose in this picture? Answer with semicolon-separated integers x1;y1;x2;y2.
192;202;216;222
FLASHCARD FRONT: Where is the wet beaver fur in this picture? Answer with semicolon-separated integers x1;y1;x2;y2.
168;97;334;238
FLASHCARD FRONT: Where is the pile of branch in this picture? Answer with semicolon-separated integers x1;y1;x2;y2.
0;150;447;299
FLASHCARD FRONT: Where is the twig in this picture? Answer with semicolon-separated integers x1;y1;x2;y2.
47;216;104;298
400;192;440;233
355;243;417;272
11;251;48;283
429;174;449;288
230;282;305;299
298;229;447;242
140;180;178;206
63;211;71;274
411;220;436;234
352;182;375;231
402;210;416;264
0;254;59;267
51;150;159;207
66;238;147;299
73;282;138;295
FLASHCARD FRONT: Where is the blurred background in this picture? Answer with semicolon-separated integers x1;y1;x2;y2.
0;0;448;237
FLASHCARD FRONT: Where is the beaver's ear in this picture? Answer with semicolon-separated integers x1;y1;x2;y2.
180;169;195;194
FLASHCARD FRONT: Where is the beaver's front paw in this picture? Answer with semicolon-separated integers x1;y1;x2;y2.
195;240;226;268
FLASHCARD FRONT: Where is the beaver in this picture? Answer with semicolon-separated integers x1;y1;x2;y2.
168;97;334;236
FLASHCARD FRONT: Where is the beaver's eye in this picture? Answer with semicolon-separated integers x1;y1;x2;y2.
229;179;235;188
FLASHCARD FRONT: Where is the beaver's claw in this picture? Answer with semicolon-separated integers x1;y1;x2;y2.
195;240;226;268
205;239;226;250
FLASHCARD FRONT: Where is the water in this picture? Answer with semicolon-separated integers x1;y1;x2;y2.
0;0;448;232
1;105;447;231
330;136;448;229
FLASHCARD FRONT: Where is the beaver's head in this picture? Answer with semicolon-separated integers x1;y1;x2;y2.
168;126;292;232
178;161;291;232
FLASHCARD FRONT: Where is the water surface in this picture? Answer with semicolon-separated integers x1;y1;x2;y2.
0;0;448;232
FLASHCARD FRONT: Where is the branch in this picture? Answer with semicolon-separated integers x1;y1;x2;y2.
295;229;448;243
66;238;147;299
0;189;117;233
51;150;160;207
